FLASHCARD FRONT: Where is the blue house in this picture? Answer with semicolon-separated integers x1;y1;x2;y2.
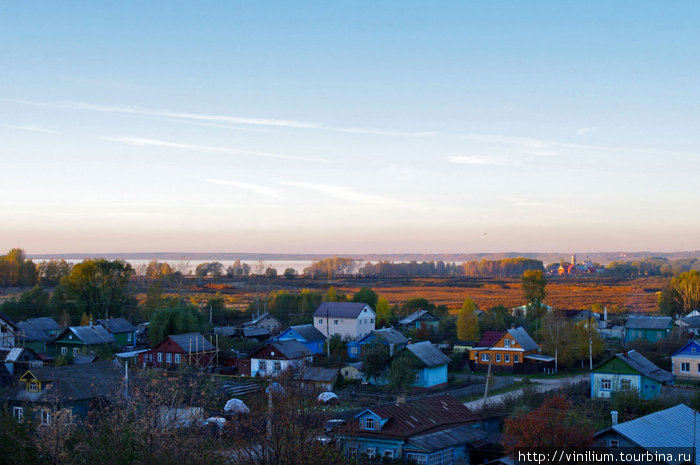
347;328;408;360
670;340;700;381
406;341;451;388
337;395;485;463
591;349;673;400
398;310;440;332
625;316;672;343
274;324;326;355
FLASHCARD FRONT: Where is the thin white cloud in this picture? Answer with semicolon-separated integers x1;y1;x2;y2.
102;136;335;163
334;127;440;138
576;127;595;135
202;178;283;199
505;197;545;208
8;125;60;134
447;155;521;167
282;181;410;207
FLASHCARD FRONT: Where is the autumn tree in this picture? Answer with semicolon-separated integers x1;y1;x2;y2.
522;269;547;315
503;394;594;453
388;351;419;393
375;297;392;327
351;286;378;310
670;270;700;313
457;297;479;341
362;344;391;381
283;268;297;279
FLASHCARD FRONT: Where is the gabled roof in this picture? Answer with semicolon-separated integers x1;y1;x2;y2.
625;316;672;330
681;316;700;328
96;317;136;334
2;347;41;363
24;317;60;334
407;424;486;452
671;340;700;358
342;395;480;439
267;340;314;359
166;333;215;352
313;302;372;318
596;404;699;463
406;341;450;368
476;331;506;348
243;327;270;338
286;324;325;341
398;310;439;325
507;327;538;352
58;325;116;345
4;360;123;403
241;312;283;327
0;312;19;332
372;328;408;346
599;350;674;384
17;321;52;342
299;366;338;382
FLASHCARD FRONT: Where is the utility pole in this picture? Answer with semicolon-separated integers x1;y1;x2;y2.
589;311;593;370
209;305;213;325
326;308;330;359
482;356;493;406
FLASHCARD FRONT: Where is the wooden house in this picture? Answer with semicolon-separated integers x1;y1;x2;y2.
0;347;43;375
51;325;116;358
16;317;60;354
275;324;326;354
405;341;451;389
96;317;136;348
347;327;408;359
397;310;440;332
624;316;672;343
469;327;552;373
240;312;284;335
341;362;364;381
0;312;19;348
243;340;314;377
591;349;673;400
299;366;339;391
671;340;700;381
138;333;216;370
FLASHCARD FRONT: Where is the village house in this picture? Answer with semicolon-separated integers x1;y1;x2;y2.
0;312;20;348
138;333;216;370
337;395;486;464
1;360;124;423
240;340;314;377
299;366;339;391
341;361;364;381
16;317;61;354
1;347;43;375
397;310;440;332
274;324;326;355
624;315;672;343
405;341;451;389
670;340;700;381
96;317;137;348
313;302;375;340
347;327;408;359
51;325;116;358
469;327;552;373
675;311;700;336
240;311;284;335
590;349;673;400
594;404;699;462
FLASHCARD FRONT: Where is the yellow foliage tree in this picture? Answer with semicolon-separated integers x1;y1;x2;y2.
457;297;479;341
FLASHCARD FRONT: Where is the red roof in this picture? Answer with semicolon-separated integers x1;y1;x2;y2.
476;331;506;348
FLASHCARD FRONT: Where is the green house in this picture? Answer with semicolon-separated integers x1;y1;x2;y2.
51;325;115;358
96;318;136;348
624;316;672;343
591;349;674;400
17;317;61;354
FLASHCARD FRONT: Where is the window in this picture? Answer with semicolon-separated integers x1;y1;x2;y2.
274;361;282;371
259;360;267;371
620;379;631;390
166;353;172;363
174;353;181;364
481;353;489;361
12;407;23;421
371;319;374;323
334;319;339;325
73;348;79;356
495;354;501;362
505;354;510;363
365;447;376;458
384;450;395;459
504;339;511;347
697;363;700;373
365;417;374;430
514;354;519;363
318;319;323;325
40;409;51;426
601;378;612;390
406;453;427;465
29;382;38;392
681;362;690;373
609;439;619;449
415;371;421;381
157;352;163;363
657;332;662;339
61;347;67;356
127;333;132;342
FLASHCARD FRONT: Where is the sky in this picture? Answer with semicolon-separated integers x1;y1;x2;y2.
1;1;700;255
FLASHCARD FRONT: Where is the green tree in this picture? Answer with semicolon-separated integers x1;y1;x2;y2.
457;297;480;341
522;269;547;311
375;297;392;327
400;298;435;318
38;259;72;286
351;287;378;310
205;295;228;324
322;286;347;302
265;267;278;279
361;344;391;381
388;352;418;393
283;268;298;279
670;270;700;313
149;305;204;346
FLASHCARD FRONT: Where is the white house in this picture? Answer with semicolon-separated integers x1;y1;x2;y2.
313;302;375;340
0;313;19;348
248;340;314;378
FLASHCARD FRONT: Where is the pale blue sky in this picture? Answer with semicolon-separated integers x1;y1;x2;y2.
1;1;699;254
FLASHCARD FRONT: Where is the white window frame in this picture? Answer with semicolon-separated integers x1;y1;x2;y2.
620;379;631;390
495;354;501;362
365;417;374;430
318;319;323;325
334;319;339;325
41;409;51;425
61;347;67;356
504;339;511;347
157;352;163;363
601;378;612;390
481;353;489;362
505;354;510;363
365;447;376;458
259;360;267;371
73;347;79;356
29;382;38;392
166;353;172;363
127;333;132;342
174;353;181;364
384;450;395;459
514;354;519;363
274;361;282;371
13;406;23;421
681;362;690;373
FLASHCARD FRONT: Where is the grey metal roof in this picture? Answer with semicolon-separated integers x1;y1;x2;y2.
313;302;372;318
213;326;236;337
603;404;699;464
406;341;451;367
681;316;700;328
168;333;215;352
616;350;674;384
0;312;19;332
243;327;270;338
507;326;538;352
625;316;672;330
373;328;409;345
300;367;338;382
96;317;136;334
288;324;325;341
407;424;486;452
398;310;438;325
67;325;116;345
270;340;313;359
25;317;60;334
241;312;282;327
17;321;51;342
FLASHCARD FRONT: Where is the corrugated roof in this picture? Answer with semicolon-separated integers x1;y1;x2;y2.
25;317;60;333
96;317;135;334
615;350;673;384
476;331;506;348
241;312;282;327
0;312;19;332
625;316;672;330
681;316;700;328
313;302;371;318
342;395;480;439
168;333;215;352
213;326;236;337
406;341;450;368
398;310;438;325
407;424;486;452
243;327;270;338
373;328;408;346
288;324;325;341
604;404;699;463
17;321;50;342
67;325;116;345
300;366;338;382
508;327;538;352
269;340;313;359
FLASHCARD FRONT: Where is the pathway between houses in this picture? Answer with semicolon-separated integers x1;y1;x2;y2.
463;374;589;410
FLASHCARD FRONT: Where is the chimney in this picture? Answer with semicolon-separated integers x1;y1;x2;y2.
396;394;406;405
407;338;412;345
389;343;395;357
611;411;618;426
89;319;93;327
604;306;608;322
511;324;516;329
